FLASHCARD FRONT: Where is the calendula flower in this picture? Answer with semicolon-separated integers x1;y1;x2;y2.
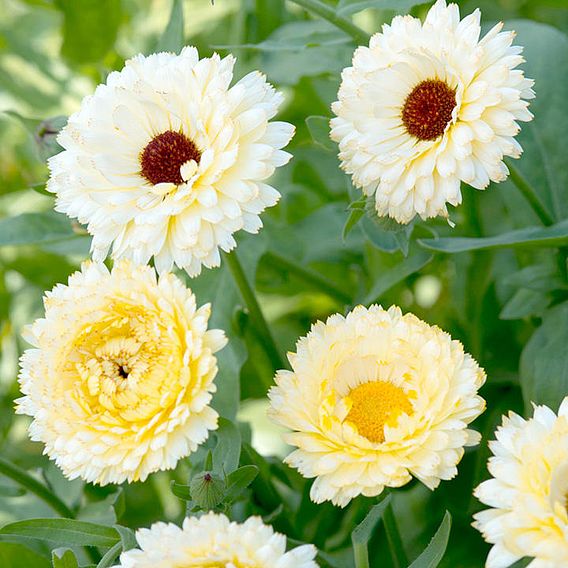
16;260;226;485
473;399;568;568
330;0;534;224
111;512;318;568
268;305;486;507
48;47;294;276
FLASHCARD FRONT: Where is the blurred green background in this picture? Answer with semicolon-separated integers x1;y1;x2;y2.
2;0;568;566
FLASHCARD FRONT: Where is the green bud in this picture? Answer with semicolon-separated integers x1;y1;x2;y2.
190;471;225;510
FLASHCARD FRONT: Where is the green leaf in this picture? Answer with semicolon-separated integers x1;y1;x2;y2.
55;0;122;65
0;212;76;247
520;301;568;409
52;548;79;568
306;116;334;151
509;21;568;222
419;219;568;253
361;214;413;255
0;519;120;548
0;484;25;497
408;511;452;568
225;465;259;502
363;249;432;305
213;418;241;475
0;543;50;568
352;495;391;568
157;0;185;53
96;542;122;568
343;208;365;241
114;525;137;552
500;288;551;320
170;481;192;501
337;0;426;16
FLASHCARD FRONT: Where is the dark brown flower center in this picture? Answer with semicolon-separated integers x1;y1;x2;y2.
140;130;201;185
401;79;456;141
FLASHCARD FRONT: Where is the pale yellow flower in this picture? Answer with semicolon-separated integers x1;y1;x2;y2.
17;260;226;485
111;513;318;568
268;305;486;507
474;399;568;568
331;0;534;223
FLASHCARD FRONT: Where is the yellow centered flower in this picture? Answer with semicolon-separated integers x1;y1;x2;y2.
474;399;568;568
110;513;318;568
268;305;486;507
17;260;226;485
345;381;414;444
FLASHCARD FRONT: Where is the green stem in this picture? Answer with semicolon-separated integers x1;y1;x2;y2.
353;541;370;568
265;251;351;304
383;500;408;568
287;0;371;44
506;159;554;226
96;541;122;568
0;457;101;563
224;250;286;371
0;457;74;518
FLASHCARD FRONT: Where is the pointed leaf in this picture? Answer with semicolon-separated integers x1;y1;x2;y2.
52;548;79;568
157;0;185;53
352;495;391;568
213;418;241;475
408;511;452;568
0;519;119;547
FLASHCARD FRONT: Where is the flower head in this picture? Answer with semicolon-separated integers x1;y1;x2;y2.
48;47;295;276
268;305;486;507
111;512;318;568
17;260;226;485
330;0;534;223
474;399;568;568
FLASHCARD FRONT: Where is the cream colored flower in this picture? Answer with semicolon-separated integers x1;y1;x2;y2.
330;0;534;224
473;399;568;568
111;512;318;568
16;260;226;485
268;305;486;507
48;47;294;276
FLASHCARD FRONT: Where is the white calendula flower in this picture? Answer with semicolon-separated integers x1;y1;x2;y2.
268;305;486;507
48;48;294;276
473;399;568;568
330;0;534;224
111;512;318;568
16;260;226;485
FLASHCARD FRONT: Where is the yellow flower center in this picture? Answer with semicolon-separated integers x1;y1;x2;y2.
67;301;184;423
345;381;414;443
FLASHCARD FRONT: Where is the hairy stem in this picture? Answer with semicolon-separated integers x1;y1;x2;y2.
225;250;286;371
506;159;554;226
287;0;371;45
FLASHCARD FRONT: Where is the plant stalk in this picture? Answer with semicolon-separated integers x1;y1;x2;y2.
265;251;351;304
383;500;408;568
0;457;74;518
225;250;286;371
506;159;554;226
287;0;371;45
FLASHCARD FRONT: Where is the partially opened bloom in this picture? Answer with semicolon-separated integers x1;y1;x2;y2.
111;512;318;568
268;305;486;507
331;0;534;223
17;260;226;484
473;399;568;568
48;47;294;276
